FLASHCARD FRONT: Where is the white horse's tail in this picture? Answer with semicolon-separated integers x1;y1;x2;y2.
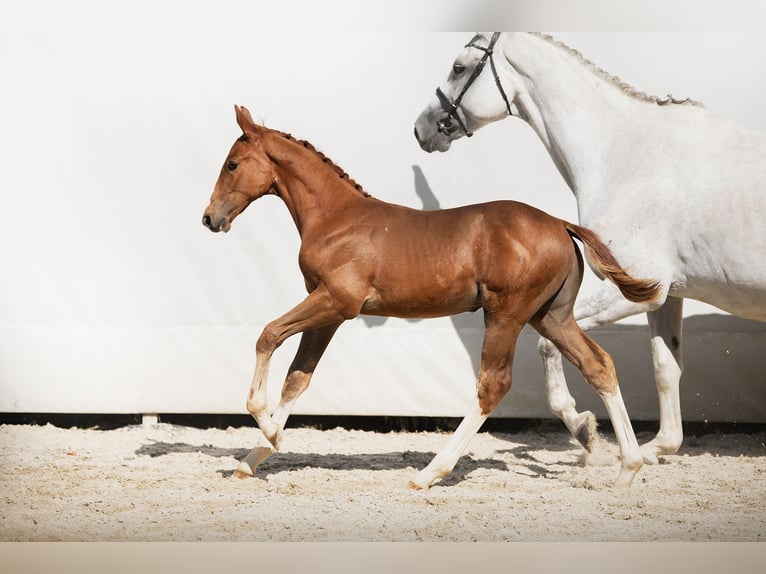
563;220;662;303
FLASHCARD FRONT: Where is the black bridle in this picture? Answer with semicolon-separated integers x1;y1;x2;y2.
435;32;514;138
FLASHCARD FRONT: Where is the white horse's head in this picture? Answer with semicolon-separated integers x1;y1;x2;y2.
414;33;518;152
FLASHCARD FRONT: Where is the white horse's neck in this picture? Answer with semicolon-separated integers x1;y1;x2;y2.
502;33;669;208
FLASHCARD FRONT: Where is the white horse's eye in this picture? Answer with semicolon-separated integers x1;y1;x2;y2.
452;63;465;76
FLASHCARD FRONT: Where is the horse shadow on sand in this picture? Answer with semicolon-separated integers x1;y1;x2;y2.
134;440;528;486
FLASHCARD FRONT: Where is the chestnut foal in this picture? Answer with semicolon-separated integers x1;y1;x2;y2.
202;106;660;489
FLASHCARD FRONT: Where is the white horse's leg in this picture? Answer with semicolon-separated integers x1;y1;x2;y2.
641;296;684;464
408;402;488;490
539;281;663;451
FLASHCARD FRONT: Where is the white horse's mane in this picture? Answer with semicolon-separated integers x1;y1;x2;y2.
530;33;704;108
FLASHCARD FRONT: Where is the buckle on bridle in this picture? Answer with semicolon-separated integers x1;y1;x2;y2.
436;87;473;137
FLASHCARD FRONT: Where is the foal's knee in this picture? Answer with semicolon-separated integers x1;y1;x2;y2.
256;329;278;355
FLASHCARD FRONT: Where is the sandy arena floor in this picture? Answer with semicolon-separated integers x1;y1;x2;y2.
1;420;764;541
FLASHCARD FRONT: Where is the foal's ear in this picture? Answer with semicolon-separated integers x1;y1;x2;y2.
234;105;259;140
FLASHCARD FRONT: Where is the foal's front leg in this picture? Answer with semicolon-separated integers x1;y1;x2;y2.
234;323;342;478
232;350;278;479
233;286;347;479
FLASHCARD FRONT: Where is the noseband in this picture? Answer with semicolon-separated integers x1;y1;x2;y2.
435;32;514;138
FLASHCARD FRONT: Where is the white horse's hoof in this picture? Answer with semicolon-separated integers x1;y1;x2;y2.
613;460;642;491
573;410;598;451
640;444;661;465
640;435;682;465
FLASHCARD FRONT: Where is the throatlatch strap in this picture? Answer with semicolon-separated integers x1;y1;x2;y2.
435;32;513;138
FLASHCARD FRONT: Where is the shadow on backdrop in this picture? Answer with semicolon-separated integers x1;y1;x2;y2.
359;165;485;377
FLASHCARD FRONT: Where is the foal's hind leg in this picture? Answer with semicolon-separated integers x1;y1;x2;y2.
234;323;341;478
538;280;661;453
409;318;524;490
535;311;643;489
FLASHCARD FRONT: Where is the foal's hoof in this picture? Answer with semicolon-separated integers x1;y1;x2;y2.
407;480;425;491
231;461;254;480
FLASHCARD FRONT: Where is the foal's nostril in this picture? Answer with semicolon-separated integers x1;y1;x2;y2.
202;214;212;228
413;126;419;141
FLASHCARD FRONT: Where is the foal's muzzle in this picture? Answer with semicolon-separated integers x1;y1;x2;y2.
202;213;230;233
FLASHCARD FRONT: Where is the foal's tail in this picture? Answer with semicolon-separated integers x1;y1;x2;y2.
563;221;662;303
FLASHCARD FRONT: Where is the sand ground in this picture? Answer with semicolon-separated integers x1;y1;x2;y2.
1;421;764;541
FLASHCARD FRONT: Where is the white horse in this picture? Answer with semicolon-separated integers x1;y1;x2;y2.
414;32;766;464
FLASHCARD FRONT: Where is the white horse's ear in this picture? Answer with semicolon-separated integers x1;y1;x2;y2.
234;105;260;139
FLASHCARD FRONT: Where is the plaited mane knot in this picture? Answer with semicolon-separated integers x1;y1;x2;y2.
275;130;372;198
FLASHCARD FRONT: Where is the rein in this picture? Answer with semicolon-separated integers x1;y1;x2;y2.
435;32;514;138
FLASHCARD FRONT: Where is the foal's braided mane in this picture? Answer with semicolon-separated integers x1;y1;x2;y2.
275;130;373;198
531;33;704;108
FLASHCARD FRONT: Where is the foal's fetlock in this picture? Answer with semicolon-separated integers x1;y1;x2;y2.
272;426;284;449
252;413;281;448
260;425;283;451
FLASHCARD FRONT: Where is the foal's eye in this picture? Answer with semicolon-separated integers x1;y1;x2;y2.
452;63;466;76
226;160;239;172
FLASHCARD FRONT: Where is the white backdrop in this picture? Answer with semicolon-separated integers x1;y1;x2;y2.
1;5;765;419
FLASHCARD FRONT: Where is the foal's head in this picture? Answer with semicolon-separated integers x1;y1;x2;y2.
202;105;275;233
